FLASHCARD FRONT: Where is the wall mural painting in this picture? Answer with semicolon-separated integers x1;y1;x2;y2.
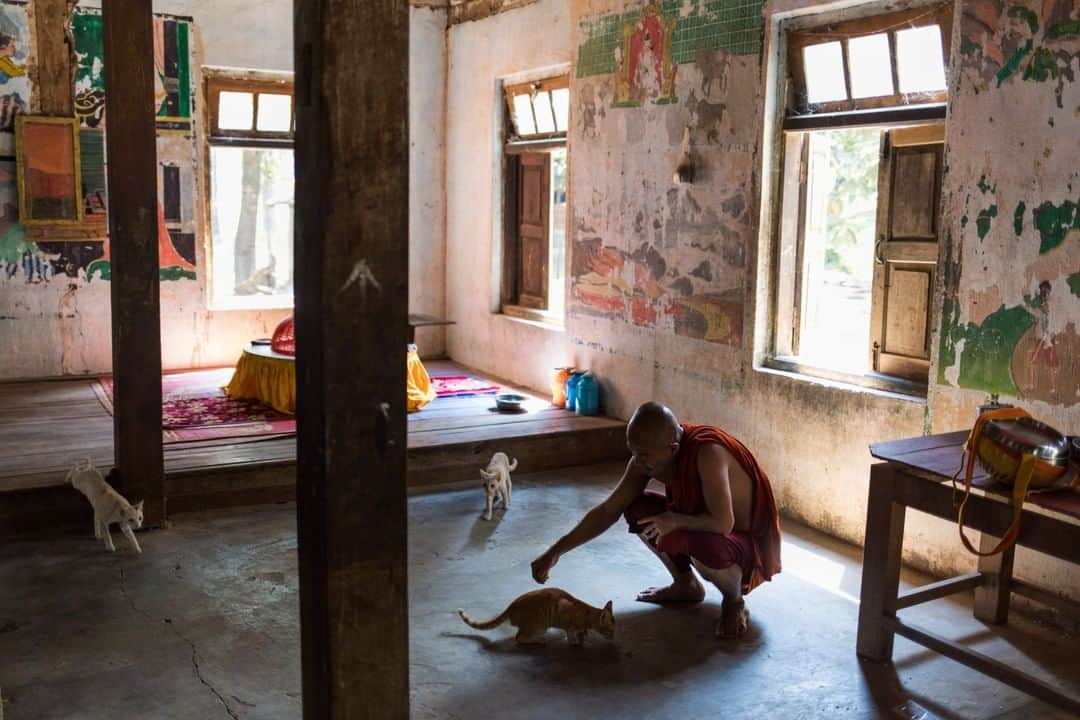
80;129;107;219
937;1;1078;406
73;9;193;134
571;1;762;346
67;8;198;283
16;116;82;224
85;201;196;283
0;1;30;156
614;4;677;107
572;234;744;345
578;0;763;107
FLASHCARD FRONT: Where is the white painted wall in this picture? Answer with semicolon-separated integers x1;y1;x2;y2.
411;5;448;356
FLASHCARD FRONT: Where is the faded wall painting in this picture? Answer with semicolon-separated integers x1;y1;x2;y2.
614;4;677;106
570;0;763;345
68;8;198;281
937;0;1079;406
0;1;30;155
16;117;82;224
73;9;193;134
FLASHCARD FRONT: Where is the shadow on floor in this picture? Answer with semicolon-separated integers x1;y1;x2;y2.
441;603;762;688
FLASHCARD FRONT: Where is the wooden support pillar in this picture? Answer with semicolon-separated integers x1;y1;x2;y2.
102;0;165;526
294;0;410;717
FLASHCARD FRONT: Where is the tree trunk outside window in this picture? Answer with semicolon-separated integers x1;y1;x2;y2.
233;148;261;292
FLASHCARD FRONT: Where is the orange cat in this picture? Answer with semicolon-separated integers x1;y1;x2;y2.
458;588;614;645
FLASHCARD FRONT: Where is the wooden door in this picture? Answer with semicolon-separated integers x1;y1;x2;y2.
869;124;944;383
517;153;550;309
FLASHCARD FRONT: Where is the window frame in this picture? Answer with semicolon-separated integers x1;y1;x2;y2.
500;73;570;325
785;4;952;125
207;75;295;146
766;6;953;398
503;75;571;142
203;71;296;311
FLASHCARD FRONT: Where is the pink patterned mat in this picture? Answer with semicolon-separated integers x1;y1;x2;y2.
430;375;501;397
92;368;296;444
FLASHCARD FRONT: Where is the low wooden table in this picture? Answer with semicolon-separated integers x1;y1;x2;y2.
857;431;1080;713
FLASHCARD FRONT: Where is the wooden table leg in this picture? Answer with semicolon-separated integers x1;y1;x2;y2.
974;532;1015;624
857;463;907;661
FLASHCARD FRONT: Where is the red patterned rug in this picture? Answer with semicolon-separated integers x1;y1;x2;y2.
430;375;501;397
92;368;296;443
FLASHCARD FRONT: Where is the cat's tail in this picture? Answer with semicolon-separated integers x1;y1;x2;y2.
458;607;509;630
508;458;518;472
66;457;92;483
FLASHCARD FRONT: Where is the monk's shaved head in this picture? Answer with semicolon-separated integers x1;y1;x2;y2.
627;401;680;447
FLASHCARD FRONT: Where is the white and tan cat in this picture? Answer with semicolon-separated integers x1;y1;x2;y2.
480;451;517;521
459;588;615;645
66;459;144;553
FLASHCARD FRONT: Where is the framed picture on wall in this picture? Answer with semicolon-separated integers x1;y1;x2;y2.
15;115;84;225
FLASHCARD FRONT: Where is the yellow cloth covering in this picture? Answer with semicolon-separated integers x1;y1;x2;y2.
226;345;437;414
407;347;437;412
226;349;296;414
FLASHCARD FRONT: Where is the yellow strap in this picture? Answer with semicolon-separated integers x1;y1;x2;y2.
956;407;1033;557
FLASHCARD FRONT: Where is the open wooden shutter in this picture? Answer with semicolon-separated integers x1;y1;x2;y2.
869;124;944;382
516;153;550;309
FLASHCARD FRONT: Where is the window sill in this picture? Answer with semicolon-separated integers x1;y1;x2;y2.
499;305;565;333
760;356;927;402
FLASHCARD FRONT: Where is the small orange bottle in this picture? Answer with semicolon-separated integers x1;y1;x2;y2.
551;367;574;407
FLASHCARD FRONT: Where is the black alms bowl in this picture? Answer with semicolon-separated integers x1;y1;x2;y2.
494;393;526;412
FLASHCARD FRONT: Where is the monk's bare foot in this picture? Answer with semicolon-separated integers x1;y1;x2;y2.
716;599;749;639
635;577;706;605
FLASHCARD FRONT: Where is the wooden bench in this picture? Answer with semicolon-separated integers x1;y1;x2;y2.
856;431;1080;714
408;313;455;344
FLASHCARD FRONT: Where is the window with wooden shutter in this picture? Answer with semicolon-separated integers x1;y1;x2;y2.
869;124;944;382
516;153;550;309
767;4;951;396
500;72;569;322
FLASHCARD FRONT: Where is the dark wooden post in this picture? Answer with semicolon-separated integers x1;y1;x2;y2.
102;0;165;526
294;0;410;717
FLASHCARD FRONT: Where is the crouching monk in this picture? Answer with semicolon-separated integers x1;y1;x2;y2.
531;401;782;638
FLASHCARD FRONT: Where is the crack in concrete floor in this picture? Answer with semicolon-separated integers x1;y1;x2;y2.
119;567;240;720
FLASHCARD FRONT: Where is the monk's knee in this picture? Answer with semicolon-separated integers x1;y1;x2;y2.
656;529;693;558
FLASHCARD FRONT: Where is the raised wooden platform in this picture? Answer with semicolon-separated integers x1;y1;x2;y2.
0;361;627;534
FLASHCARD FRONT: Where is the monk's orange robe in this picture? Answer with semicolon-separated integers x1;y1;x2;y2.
667;423;782;594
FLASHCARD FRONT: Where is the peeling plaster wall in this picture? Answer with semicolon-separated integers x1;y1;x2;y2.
1;0;448;378
934;0;1079;418
445;0;1080;604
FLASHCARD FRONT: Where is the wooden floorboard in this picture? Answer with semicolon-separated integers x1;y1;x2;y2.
0;362;626;503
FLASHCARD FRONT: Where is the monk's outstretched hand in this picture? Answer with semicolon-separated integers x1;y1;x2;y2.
640;512;680;542
531;550;559;583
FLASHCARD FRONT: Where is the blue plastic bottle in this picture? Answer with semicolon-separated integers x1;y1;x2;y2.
575;372;599;416
565;371;585;412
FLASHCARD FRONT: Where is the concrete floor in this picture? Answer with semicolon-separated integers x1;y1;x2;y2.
0;463;1076;720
